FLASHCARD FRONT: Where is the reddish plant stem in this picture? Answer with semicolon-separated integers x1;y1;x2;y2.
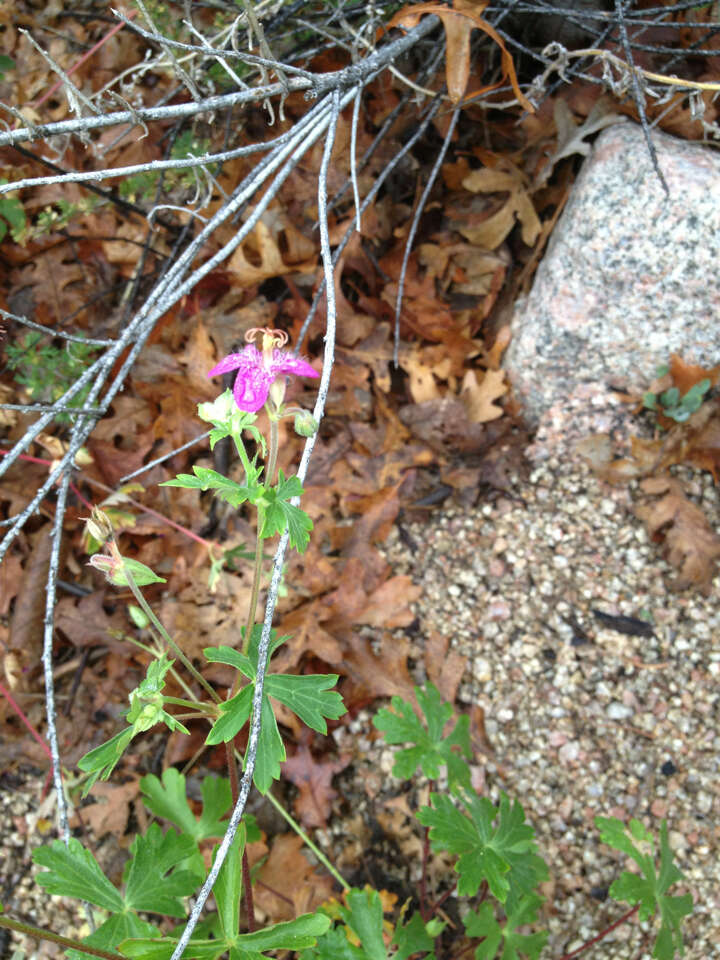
0;679;52;759
0;450;213;547
33;9;138;108
0;450;92;509
419;824;431;922
226;740;239;805
242;848;256;933
427;877;458;917
558;904;639;959
0;914;124;960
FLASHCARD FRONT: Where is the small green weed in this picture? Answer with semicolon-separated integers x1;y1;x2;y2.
5;332;100;423
643;364;711;424
0;178;27;243
120;132;212;203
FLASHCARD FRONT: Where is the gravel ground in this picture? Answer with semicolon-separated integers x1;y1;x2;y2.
370;457;720;958
3;457;719;960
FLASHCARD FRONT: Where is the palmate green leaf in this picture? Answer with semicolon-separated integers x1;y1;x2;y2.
266;673;345;734
124;823;198;916
372;684;472;788
464;894;547;960
161;467;255;509
33;829;195;960
214;827;245;942
298;926;363;960
67;914;160;960
391;910;438;960
140;769;232;842
205;684;254;745
597;818;692;959
253;694;287;794
34;838;124;911
202;685;285;793
417;792;548;906
204;635;346;793
260;470;313;552
340;888;386;960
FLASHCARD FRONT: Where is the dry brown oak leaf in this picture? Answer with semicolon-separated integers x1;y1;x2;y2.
635;475;720;594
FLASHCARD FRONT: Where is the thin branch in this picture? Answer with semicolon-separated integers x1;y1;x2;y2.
20;28;100;120
394;105;461;365
0;15;440;150
615;0;668;196
119;431;212;484
1;309;115;346
350;84;363;233
296;94;443;352
133;0;201;101
43;468;73;843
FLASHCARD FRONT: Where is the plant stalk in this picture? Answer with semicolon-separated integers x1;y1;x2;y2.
0;915;124;960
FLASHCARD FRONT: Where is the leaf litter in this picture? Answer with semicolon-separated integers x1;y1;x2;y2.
1;5;719;947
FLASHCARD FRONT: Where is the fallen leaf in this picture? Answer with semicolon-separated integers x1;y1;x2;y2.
403;348;442;404
7;530;53;691
424;630;467;703
400;396;490;455
254;833;335;921
9;243;88;323
534;99;621;188
176;320;219;395
0;550;24;616
55;592;130;653
460;368;507;422
635;475;720;593
388;2;532;111
282;743;352;828
668;354;720;394
461;165;541;248
75;780;138;838
227;219;315;285
342;630;416;703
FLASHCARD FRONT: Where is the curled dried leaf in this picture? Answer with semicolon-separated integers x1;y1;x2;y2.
388;2;532;111
635;475;720;594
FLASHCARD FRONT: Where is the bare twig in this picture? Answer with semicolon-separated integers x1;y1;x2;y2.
393;105;461;365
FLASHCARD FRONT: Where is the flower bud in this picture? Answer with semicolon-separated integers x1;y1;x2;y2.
88;552;123;583
268;376;286;410
294;410;318;437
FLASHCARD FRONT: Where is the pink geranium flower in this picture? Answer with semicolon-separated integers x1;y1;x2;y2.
207;328;319;413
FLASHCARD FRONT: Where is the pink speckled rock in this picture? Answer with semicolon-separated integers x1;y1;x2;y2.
505;122;720;459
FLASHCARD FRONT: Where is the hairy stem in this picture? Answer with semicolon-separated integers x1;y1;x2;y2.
242;847;256;932
120;549;220;704
0;915;124;960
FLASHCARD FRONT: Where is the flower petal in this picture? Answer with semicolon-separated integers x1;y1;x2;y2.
207;346;257;379
271;351;319;379
232;367;274;413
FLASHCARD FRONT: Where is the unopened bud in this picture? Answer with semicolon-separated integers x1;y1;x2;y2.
294;410;318;437
88;552;123;583
268;376;286;410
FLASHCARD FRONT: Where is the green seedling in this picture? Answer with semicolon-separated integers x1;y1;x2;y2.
643;364;711;424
